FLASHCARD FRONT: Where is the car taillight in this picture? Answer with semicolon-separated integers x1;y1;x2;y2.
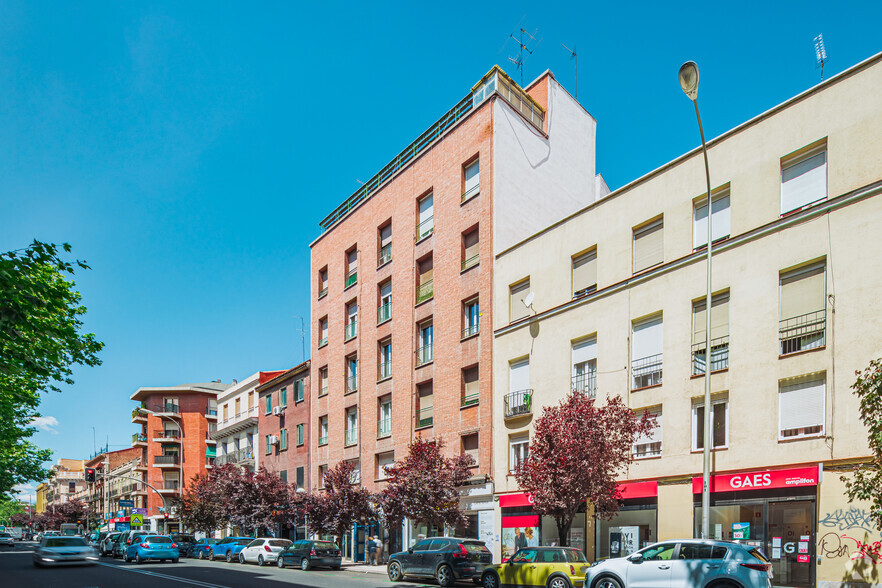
741;562;772;572
453;543;468;558
264;545;271;552
140;543;149;548
570;565;577;575
310;549;317;556
171;543;177;549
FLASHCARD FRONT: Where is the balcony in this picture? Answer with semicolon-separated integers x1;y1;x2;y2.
142;402;180;416
131;408;147;423
132;433;147;447
216;447;254;466
153;429;181;442
158;480;180;493
153;455;180;467
206;408;218;419
504;390;533;420
345;428;358;447
462;324;479;339
378;243;392;267
779;310;826;355
377;418;392;438
346;374;358;393
416;280;433;303
318;286;328;299
462;253;479;271
692;335;730;375
213;406;259;439
572;372;597;398
345;268;358;289
378;302;392;324
416;344;433;367
344;321;357;341
318;435;328;446
416;407;433;428
319;336;328;348
461;390;479;408
319;385;328;397
416;217;434;241
632;354;663;389
378;361;392;380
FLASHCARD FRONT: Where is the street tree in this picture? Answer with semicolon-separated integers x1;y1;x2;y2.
846;358;882;530
0;241;103;497
9;512;31;526
218;466;289;536
306;460;374;544
176;472;225;534
379;438;474;532
0;497;25;523
515;392;655;547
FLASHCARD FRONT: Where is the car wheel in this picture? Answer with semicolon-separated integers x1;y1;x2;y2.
239;552;246;564
547;575;572;588
437;563;455;587
481;571;500;588
226;551;233;563
258;554;265;566
208;549;214;560
172;559;179;563
595;578;624;588
136;554;143;565
712;584;739;588
387;561;403;581
301;557;311;571
197;550;204;560
277;557;285;568
331;565;341;570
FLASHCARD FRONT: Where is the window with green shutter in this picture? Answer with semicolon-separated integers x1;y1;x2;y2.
265;435;271;455
265;395;272;415
280;428;288;450
281;387;287;407
295;379;304;403
296;424;304;446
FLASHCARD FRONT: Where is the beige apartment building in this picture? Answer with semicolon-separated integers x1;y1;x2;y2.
491;52;882;588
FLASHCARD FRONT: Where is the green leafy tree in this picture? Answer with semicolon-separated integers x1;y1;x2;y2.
846;358;882;530
0;241;103;497
0;497;25;523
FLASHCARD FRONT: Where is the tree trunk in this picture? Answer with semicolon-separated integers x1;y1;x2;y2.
556;517;573;547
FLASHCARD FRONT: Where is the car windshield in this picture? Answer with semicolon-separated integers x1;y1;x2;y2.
172;535;193;542
750;548;771;563
235;539;252;545
202;539;217;544
147;537;172;544
463;541;489;553
46;538;87;547
566;549;588;563
314;541;338;550
269;540;292;547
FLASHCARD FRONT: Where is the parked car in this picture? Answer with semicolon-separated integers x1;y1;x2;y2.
191;537;217;559
170;534;195;558
238;538;292;566
583;540;773;588
209;536;253;563
278;539;342;570
387;537;493;587
0;532;14;548
124;535;180;564
113;530;155;558
33;536;99;567
481;547;589;588
100;532;120;556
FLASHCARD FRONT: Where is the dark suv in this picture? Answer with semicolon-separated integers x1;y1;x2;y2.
277;540;342;570
170;534;195;558
387;537;492;587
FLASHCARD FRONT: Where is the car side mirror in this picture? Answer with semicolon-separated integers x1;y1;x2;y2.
407;548;413;554
628;553;644;563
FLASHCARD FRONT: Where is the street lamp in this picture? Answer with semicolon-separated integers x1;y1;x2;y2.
139;407;184;533
679;60;714;540
296;488;308;540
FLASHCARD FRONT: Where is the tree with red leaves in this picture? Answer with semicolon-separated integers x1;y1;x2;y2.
36;499;92;531
218;465;289;536
175;472;224;534
305;460;374;544
378;438;474;533
515;392;655;547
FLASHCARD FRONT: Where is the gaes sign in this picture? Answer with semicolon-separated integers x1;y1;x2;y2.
692;466;818;493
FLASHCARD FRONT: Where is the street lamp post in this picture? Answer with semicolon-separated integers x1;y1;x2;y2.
679;60;714;540
139;406;184;533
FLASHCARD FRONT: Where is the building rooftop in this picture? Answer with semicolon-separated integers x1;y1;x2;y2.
130;381;230;401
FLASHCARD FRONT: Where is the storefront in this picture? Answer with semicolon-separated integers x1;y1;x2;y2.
692;466;819;588
595;481;658;560
499;492;589;559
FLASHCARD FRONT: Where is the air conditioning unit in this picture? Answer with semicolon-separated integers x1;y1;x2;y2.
269;435;280;445
272;406;283;416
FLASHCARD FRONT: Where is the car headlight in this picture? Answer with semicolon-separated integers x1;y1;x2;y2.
589;560;600;567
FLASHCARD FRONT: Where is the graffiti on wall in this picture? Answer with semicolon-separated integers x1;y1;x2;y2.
818;508;882;584
819;507;877;534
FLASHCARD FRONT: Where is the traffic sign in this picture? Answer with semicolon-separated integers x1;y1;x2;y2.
119;499;134;508
130;513;144;527
132;508;147;515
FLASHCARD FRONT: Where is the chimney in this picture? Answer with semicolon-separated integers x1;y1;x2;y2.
232;379;237;385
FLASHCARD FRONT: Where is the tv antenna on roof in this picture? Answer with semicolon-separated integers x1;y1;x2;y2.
506;26;541;87
814;34;829;81
562;43;578;99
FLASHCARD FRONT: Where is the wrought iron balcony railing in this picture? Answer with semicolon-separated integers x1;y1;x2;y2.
154;455;179;465
572;372;597;398
462;253;479;271
416;344;433;366
632;354;663;389
416;407;433;428
378;361;392;380
416;217;434;241
344;321;357;341
692;335;730;375
345;269;358;289
779;310;826;355
377;418;392;438
378;302;392;324
416;280;433;303
504;390;533;419
378;244;392;266
461;391;479;407
346;374;358;393
462;324;479;338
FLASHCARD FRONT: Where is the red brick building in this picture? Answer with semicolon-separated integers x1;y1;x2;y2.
84;447;141;527
309;66;602;556
130;381;228;532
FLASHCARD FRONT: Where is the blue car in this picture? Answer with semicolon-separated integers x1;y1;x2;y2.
209;537;253;563
124;535;180;564
191;538;218;559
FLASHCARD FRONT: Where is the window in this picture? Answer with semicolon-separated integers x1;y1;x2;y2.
509;433;529;473
572;248;597;297
463;298;479;338
265;434;272;455
346;355;358;393
692;292;730;374
779;262;826;355
279;470;287;483
318;416;328;446
345;248;358;288
572;337;597;397
379;339;392;380
223;403;229;420
509;279;531;323
208;398;218;416
417;193;434;240
318;465;327;488
417;256;433;303
348;460;361;484
781;142;827;215
779;374;825;439
280;387;287;407
462;366;479;407
378;280;392;323
294;379;304;403
632;314;663;389
633;407;662;458
693;189;731;249
378;223;392;266
345;301;358;340
234;397;241;416
378;396;392;437
265;395;272;415
633;217;664;273
295;467;305;491
280;428;288;451
693;398;728;450
463;159;480;202
163;396;179;413
345;407;358;446
417;321;433;366
462;433;479;466
462;228;479;271
319;366;328;396
505;359;531;418
377;451;394;480
296;424;304;446
417;382;433;428
246;392;253;409
318;317;328;347
318;268;328;299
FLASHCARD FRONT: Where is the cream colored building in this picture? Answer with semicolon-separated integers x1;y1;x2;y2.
491;52;882;588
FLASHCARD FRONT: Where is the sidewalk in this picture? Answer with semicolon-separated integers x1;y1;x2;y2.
341;561;388;575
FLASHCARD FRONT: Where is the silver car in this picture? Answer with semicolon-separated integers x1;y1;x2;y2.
0;532;14;548
33;536;100;567
584;539;772;588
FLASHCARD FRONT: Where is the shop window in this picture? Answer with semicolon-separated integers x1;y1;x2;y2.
595;505;658;559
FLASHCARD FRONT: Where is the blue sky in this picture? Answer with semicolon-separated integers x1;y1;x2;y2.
3;1;880;499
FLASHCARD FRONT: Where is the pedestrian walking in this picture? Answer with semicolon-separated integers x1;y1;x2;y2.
367;535;378;565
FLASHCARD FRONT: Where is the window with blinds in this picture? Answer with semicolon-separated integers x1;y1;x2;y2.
632;314;663;389
693;190;731;249
510;279;531;322
417;256;433;303
779;375;825;439
462;366;480;407
693;399;728;450
633;218;664;273
462;228;480;271
461;434;479;466
509;358;530;393
572;337;597;397
377;451;394;480
417;193;434;240
692;292;730;374
781;143;827;215
572;248;597;298
463;159;480;201
779;262;826;354
379;224;392;266
417;382;433;428
633;407;662;458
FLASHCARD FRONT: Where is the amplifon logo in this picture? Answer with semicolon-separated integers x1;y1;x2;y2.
729;473;773;489
692;466;819;494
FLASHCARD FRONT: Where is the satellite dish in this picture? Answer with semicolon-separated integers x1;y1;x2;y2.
523;292;535;307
